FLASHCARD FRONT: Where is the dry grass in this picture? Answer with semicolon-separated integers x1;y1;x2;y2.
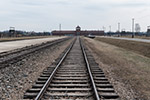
95;37;150;58
84;37;150;99
116;35;150;40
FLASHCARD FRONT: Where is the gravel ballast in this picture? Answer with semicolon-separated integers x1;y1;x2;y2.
83;37;141;99
0;39;73;100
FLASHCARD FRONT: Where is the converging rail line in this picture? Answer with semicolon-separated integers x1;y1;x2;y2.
24;37;119;100
0;37;70;68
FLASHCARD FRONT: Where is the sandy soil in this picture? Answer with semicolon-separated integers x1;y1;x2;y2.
0;38;73;100
83;37;150;100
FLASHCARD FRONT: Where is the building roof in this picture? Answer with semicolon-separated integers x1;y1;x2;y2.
51;26;104;36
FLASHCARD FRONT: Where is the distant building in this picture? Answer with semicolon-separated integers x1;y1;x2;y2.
51;26;104;36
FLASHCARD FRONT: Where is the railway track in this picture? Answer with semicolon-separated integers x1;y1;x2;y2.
24;37;119;100
0;37;71;68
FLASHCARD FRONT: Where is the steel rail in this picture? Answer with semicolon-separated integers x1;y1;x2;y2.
80;37;100;100
0;37;71;64
34;38;76;100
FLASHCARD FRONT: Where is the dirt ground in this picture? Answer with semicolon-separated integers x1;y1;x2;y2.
83;37;150;100
95;37;150;58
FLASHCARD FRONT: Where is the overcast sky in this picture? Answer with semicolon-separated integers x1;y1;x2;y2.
0;0;150;32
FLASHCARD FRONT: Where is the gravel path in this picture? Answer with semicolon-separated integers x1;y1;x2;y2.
0;39;73;100
0;37;66;53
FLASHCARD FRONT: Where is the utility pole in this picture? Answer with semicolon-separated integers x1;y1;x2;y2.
132;18;135;38
109;25;111;32
118;23;120;32
118;23;120;37
59;24;61;31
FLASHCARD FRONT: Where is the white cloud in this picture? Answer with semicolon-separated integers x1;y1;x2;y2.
0;0;150;31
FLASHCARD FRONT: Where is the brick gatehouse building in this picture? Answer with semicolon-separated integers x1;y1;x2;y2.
51;26;104;36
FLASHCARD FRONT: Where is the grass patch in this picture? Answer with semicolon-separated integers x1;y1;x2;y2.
84;37;150;99
95;37;150;58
